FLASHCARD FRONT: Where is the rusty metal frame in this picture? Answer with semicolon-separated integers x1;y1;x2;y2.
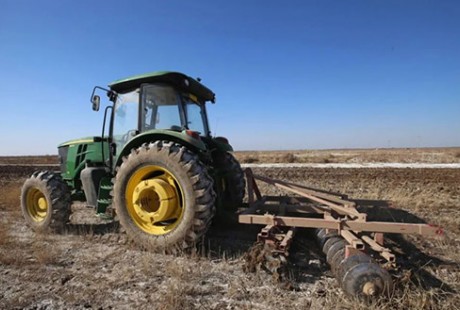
256;225;296;256
239;168;444;262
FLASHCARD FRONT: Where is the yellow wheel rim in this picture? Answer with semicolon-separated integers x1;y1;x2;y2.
26;188;48;222
126;165;184;235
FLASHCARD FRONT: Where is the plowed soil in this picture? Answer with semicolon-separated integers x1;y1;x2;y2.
1;163;459;310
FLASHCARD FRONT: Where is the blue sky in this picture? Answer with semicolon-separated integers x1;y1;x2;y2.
1;0;459;155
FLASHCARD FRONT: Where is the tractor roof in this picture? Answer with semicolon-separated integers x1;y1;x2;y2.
108;71;215;102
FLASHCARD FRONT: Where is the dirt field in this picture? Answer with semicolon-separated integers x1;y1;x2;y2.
2;147;460;165
1;151;459;309
235;147;460;164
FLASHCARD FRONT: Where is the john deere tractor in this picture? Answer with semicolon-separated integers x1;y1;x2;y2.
21;71;245;252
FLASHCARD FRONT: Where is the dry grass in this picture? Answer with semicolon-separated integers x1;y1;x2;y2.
0;181;61;268
0;223;12;248
0;221;22;266
235;147;460;164
31;235;61;265
0;180;21;212
0;154;459;309
2;147;460;165
0;181;22;265
157;259;195;310
318;286;459;310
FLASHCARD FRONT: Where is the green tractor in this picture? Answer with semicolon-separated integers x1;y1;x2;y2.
20;71;245;252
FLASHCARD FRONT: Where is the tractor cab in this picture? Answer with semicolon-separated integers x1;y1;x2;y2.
110;83;211;158
91;71;222;167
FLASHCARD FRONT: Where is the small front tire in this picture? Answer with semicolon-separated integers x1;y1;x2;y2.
20;171;71;233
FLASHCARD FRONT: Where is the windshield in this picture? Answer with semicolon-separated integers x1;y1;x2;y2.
183;96;207;135
112;90;139;154
141;85;210;136
142;85;182;131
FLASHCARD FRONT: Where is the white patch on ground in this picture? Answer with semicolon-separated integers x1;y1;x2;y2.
242;163;460;169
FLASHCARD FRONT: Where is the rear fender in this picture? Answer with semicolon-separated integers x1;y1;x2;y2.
114;130;208;168
209;137;234;153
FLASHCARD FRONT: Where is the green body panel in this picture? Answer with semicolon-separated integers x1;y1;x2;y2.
59;137;96;147
114;129;209;168
109;71;215;102
58;137;110;182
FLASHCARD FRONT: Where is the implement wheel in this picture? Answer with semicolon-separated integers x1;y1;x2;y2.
113;141;215;252
213;152;245;210
20;171;71;233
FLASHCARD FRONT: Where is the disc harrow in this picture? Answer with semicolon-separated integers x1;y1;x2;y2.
239;168;443;297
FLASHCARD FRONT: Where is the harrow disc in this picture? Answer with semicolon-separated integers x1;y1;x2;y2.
322;236;343;254
315;228;326;239
316;229;338;249
337;252;373;284
329;247;346;275
341;261;393;297
326;239;346;264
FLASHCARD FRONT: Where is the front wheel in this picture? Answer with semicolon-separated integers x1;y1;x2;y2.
20;171;71;233
113;141;215;252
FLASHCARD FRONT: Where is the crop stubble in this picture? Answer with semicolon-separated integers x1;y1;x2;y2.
0;163;459;309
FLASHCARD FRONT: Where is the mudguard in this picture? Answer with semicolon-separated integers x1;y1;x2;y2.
114;129;208;168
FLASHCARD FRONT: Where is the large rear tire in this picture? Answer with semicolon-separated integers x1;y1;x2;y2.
20;171;71;233
113;141;215;252
213;152;245;210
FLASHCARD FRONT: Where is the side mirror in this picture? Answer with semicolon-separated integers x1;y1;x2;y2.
91;95;100;111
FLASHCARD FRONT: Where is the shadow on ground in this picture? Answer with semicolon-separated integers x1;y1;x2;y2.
64;221;120;235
